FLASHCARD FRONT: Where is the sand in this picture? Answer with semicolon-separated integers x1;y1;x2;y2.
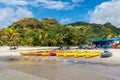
0;46;120;80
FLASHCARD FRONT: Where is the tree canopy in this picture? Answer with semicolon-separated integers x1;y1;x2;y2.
0;18;120;46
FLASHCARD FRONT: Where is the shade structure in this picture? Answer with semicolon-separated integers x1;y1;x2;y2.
109;36;120;41
86;38;108;42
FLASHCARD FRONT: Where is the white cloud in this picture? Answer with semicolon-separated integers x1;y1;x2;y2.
72;0;84;3
60;18;71;24
89;0;120;28
35;0;75;10
0;0;81;10
0;0;28;6
0;7;34;28
16;8;34;19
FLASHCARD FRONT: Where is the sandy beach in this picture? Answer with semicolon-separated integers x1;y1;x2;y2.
0;46;120;65
0;46;120;80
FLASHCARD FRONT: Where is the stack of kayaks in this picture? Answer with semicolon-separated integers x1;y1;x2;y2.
85;51;101;58
20;52;35;56
56;52;64;57
50;52;56;56
34;52;42;56
63;52;74;57
41;52;50;56
101;50;112;58
20;50;102;58
74;51;86;58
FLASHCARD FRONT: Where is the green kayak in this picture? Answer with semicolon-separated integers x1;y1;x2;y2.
101;50;112;58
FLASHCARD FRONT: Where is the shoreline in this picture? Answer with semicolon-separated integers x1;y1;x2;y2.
0;46;120;65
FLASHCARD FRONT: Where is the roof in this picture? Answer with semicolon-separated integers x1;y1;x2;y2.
86;38;107;42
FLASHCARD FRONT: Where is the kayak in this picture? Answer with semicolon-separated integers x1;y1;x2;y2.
93;50;101;55
49;52;56;56
63;52;74;57
74;52;85;57
41;52;50;56
85;51;101;58
101;51;112;58
34;52;42;56
20;52;35;55
56;52;64;57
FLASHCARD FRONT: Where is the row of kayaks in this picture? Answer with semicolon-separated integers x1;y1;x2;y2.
20;50;103;58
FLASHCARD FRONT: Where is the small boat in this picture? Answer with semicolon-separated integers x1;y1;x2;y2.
41;52;50;56
34;52;42;56
20;52;35;55
85;51;101;58
49;52;56;56
101;50;112;58
74;52;85;57
56;52;63;57
63;52;74;57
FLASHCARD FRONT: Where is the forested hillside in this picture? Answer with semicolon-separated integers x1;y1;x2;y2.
0;18;120;46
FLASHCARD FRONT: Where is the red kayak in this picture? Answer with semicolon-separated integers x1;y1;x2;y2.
49;52;56;56
35;52;42;56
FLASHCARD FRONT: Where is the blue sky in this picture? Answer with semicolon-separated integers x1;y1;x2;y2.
0;0;120;28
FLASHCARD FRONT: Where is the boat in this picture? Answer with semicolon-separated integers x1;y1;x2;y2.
20;52;35;55
34;52;42;56
49;52;56;56
101;50;112;58
41;52;50;56
85;51;101;58
74;52;85;57
56;52;64;57
63;52;74;57
93;50;101;55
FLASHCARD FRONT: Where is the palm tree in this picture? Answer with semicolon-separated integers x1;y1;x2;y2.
38;30;48;46
2;28;20;49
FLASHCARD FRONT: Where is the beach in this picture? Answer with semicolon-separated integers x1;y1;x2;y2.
0;46;120;80
0;46;120;65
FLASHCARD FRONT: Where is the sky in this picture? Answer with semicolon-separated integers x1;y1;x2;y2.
0;0;120;28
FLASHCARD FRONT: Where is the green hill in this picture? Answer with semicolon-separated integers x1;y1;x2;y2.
0;18;120;46
9;18;62;30
65;22;120;38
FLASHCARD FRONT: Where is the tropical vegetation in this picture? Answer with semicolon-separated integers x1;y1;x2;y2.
0;18;120;47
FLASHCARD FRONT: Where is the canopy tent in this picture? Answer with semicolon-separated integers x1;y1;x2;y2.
109;36;120;41
86;38;109;43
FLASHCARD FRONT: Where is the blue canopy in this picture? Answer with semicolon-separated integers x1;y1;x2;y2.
86;38;110;42
109;36;120;41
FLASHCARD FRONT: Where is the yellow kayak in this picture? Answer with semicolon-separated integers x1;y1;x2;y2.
93;50;101;55
56;52;64;57
63;52;74;57
74;52;86;58
41;52;50;56
85;51;101;58
20;52;35;55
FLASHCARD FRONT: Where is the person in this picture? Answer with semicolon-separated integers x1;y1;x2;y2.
64;45;70;51
54;45;63;50
59;45;63;49
83;44;87;49
79;44;82;49
16;43;18;48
